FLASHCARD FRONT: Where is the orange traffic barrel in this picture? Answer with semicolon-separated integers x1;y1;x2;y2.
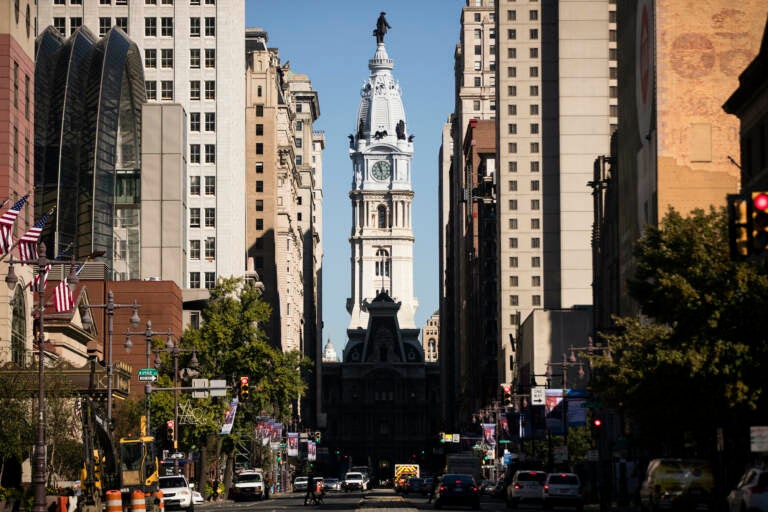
130;489;146;512
106;490;122;512
152;490;164;512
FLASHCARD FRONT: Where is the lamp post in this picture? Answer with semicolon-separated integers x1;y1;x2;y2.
5;242;80;512
153;333;198;475
81;290;141;423
123;320;167;435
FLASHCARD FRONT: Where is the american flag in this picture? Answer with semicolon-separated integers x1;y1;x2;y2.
18;210;52;263
0;195;29;254
54;279;74;313
32;263;52;293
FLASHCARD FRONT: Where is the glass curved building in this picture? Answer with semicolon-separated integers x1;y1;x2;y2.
35;25;145;270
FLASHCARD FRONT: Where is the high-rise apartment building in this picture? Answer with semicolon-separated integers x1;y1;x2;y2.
496;0;616;384
37;0;246;288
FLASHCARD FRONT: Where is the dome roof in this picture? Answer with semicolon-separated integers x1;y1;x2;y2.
355;43;407;142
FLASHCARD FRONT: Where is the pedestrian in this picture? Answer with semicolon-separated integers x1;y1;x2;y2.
304;472;315;506
428;476;440;503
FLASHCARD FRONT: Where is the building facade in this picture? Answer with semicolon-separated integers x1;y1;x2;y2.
36;0;246;287
421;311;439;363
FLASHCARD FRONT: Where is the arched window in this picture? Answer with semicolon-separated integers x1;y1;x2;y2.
375;248;390;277
11;286;26;366
377;205;387;228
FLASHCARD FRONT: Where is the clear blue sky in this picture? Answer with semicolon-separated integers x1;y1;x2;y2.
246;1;466;357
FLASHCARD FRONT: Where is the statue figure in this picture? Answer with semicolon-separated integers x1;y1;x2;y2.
396;120;406;140
358;119;365;138
373;12;391;44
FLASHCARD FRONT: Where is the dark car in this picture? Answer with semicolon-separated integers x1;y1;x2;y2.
434;473;481;510
405;477;426;495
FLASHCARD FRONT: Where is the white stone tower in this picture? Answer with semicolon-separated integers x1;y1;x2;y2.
347;34;418;332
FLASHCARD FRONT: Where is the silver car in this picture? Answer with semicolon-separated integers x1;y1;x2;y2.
507;470;547;508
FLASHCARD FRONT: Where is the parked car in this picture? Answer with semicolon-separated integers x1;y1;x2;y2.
405;477;426;495
324;477;342;492
639;458;714;512
191;491;204;505
343;472;366;492
507;470;547;508
159;475;194;511
433;473;480;510
727;467;768;512
229;470;266;501
542;473;583;511
479;480;496;495
293;476;309;492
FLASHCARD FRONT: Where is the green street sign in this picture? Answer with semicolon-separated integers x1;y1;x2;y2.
138;368;158;382
499;440;511;444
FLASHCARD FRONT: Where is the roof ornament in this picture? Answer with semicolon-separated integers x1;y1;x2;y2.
373;12;391;45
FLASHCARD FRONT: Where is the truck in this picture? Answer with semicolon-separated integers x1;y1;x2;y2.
445;453;482;481
394;464;420;492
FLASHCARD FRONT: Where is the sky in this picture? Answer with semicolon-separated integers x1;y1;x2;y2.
246;1;466;357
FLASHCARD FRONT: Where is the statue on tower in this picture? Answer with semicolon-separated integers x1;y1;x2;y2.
373;12;391;44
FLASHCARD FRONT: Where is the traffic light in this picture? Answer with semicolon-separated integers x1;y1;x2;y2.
166;420;175;441
314;431;321;443
502;384;512;406
751;192;768;254
239;376;249;402
728;194;750;260
590;416;603;437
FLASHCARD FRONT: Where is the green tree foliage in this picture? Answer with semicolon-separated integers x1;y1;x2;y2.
591;207;768;446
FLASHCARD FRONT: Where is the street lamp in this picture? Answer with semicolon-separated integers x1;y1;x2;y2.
123;320;168;435
81;290;141;423
5;242;80;512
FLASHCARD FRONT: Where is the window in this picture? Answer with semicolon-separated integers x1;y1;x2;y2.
296;103;303;113
161;80;173;100
255;200;264;212
189;208;200;227
474;76;481;87
70;17;82;34
474;13;481;22
257;85;263;97
205;81;215;100
205;0;215;4
256;181;264;192
255;162;264;174
54;0;65;4
508;124;517;134
508;142;517;153
610;86;618;98
531;218;540;229
508;29;516;40
116;17;128;31
190;144;200;163
54;17;66;35
532;295;541;306
145;0;156;3
507;66;517;78
508;47;517;59
204;144;215;163
508;180;518;192
296;120;303;131
474;28;482;39
508;85;517;96
145;17;156;36
205;176;215;195
508;104;517;115
190;17;200;37
205;112;215;131
256;218;264;230
296;155;303;165
531;199;540;210
530;123;539;134
204;208;215;227
190;112;200;132
609;48;617;60
190;49;200;68
161;0;172;3
610;104;619;117
510;276;519;286
529;9;538;20
509;200;518;210
531;180;540;191
190;0;199;4
532;256;541;267
530;29;539;39
205;17;215;36
161;48;173;68
256;143;263;155
530;66;539;77
530;104;539;115
531;237;541;248
190;175;200;195
473;100;481;111
99;17;111;36
377;205;388;228
531;161;540;173
509;218;518;229
204;272;216;289
145;81;157;100
508;161;518;173
509;257;518;268
609;29;617;42
531;142;540;153
510;296;519;306
255;105;264;116
530;47;539;58
295;138;302;148
610;67;617;79
489;28;496;39
205;48;215;68
507;9;516;20
474;45;482;55
145;49;157;68
190;81;201;100
161;17;173;36
530;85;539;96
190;240;200;259
189;272;200;289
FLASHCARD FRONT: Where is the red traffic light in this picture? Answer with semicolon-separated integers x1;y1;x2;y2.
753;193;768;211
593;418;602;427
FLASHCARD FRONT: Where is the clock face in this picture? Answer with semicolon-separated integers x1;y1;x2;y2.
371;160;391;180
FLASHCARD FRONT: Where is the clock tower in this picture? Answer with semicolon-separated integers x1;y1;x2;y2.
346;35;418;332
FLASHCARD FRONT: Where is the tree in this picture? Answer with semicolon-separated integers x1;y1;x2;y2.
591;207;768;450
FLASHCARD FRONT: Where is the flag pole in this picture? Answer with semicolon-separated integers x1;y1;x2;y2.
0;206;55;263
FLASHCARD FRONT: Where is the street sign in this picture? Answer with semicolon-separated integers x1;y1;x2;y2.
138;368;158;382
531;386;546;405
210;379;227;397
192;378;209;399
750;426;768;452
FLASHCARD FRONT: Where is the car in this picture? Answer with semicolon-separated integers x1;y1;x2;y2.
324;477;342;492
479;480;496;496
433;473;480;510
230;470;266;501
191;491;204;505
404;477;426;495
639;458;715;512
727;467;768;512
507;470;547;508
343;472;366;492
293;476;309;492
159;475;194;511
424;477;435;496
542;473;583;511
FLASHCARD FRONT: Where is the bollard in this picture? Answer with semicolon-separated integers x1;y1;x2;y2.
152;490;164;512
106;490;122;512
57;496;68;512
130;489;146;512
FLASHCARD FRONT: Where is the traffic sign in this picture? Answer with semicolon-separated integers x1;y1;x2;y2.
192;378;209;398
138;368;158;382
531;387;546;405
